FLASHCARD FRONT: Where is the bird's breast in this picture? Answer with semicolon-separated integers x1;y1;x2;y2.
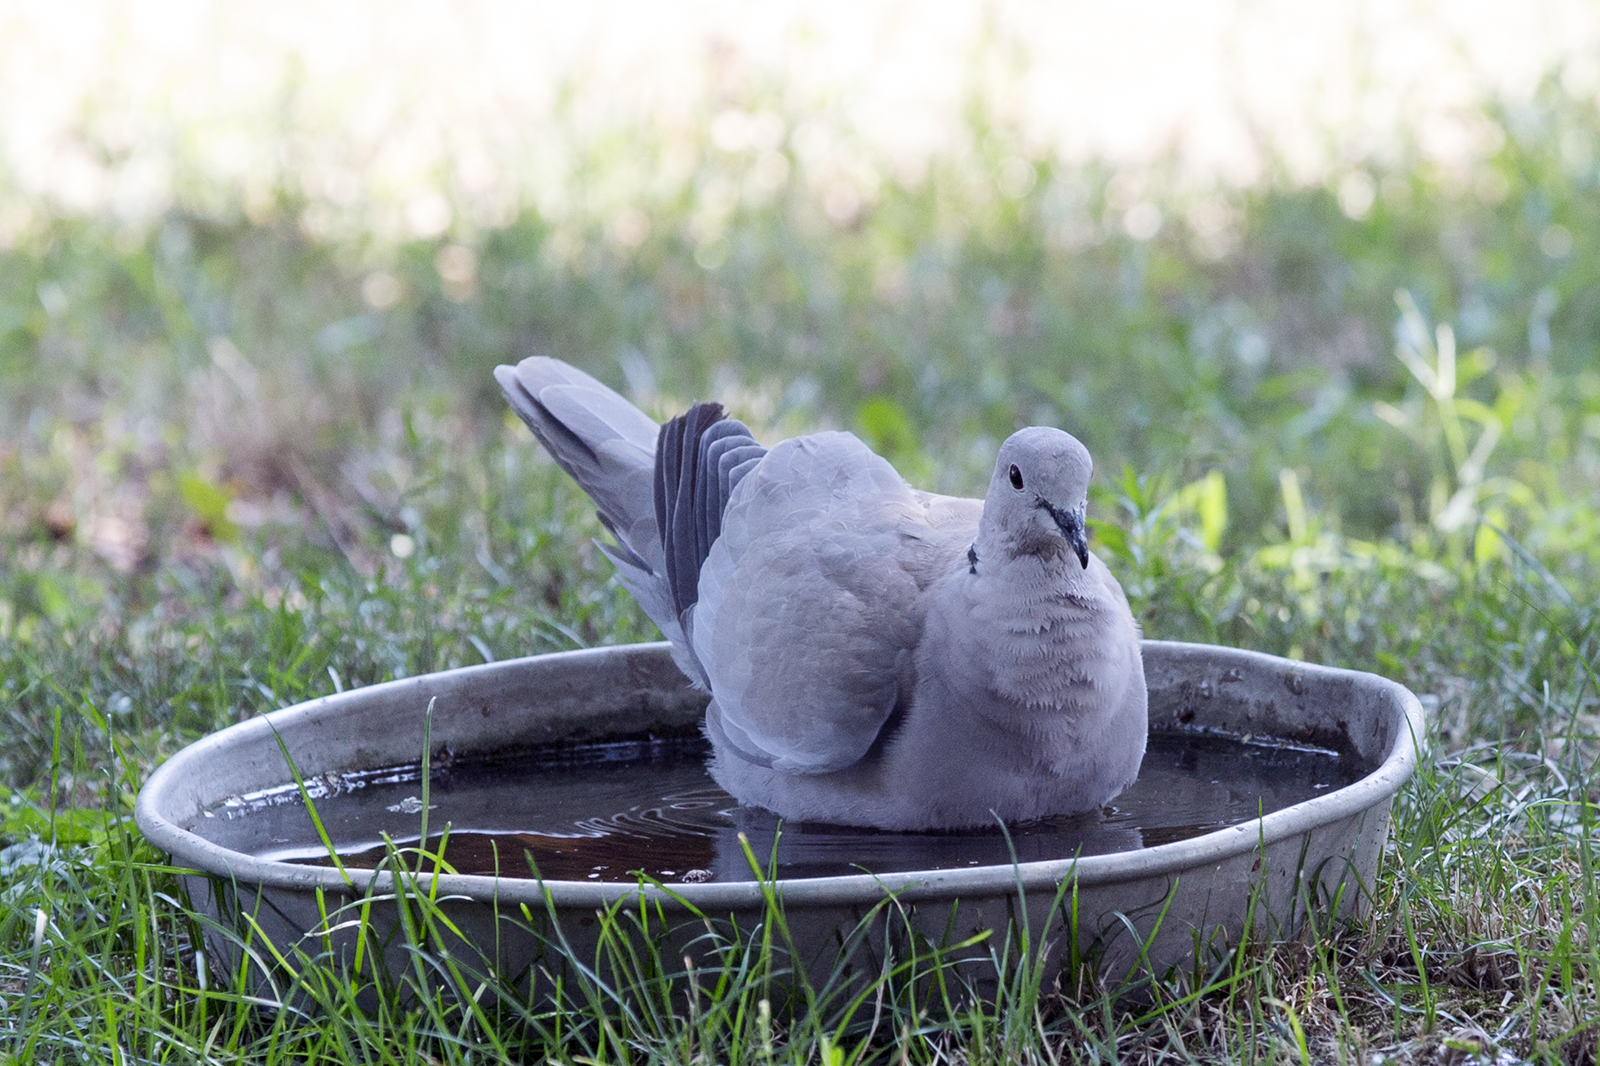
917;563;1136;719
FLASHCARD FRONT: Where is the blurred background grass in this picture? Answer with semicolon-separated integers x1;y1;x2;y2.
1;0;1597;781
1;4;1600;1058
4;1;1600;766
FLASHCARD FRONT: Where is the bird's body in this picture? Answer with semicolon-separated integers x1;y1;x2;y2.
496;357;1147;830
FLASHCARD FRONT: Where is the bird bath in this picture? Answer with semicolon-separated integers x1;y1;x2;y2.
136;640;1421;999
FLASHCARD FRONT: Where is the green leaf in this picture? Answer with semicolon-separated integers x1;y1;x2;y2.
855;397;919;462
32;574;71;623
819;1035;845;1066
1195;470;1228;554
1088;519;1132;563
178;471;239;542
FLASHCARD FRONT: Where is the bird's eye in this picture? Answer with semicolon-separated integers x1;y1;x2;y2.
1009;464;1024;490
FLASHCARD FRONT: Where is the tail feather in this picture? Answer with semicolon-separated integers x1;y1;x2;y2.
596;538;700;683
497;356;765;691
494;358;663;576
660;403;728;619
655;403;766;620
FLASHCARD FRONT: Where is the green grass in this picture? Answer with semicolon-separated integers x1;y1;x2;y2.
1;68;1599;1063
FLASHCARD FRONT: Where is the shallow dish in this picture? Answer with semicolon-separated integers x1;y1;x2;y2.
136;640;1422;996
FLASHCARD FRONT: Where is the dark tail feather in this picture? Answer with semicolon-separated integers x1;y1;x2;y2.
656;402;766;619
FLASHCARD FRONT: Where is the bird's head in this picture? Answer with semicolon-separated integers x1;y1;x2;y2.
980;427;1093;568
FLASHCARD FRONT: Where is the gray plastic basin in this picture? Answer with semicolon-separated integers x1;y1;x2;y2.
136;640;1422;998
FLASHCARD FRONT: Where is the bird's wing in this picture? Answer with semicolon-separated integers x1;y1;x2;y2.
899;489;984;587
691;432;934;774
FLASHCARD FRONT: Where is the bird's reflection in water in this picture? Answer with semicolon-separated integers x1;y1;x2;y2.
302;792;1147;883
247;731;1363;884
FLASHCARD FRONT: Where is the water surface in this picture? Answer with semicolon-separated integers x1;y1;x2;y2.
201;730;1366;884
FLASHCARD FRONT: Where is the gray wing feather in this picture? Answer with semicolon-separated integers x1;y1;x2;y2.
691;432;926;773
697;423;752;555
716;445;764;517
725;454;763;494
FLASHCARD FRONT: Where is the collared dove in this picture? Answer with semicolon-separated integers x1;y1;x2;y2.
495;356;1147;830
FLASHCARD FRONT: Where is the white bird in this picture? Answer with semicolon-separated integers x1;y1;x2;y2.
495;356;1147;830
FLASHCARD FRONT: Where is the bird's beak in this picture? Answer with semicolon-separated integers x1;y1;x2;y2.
1040;500;1090;569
